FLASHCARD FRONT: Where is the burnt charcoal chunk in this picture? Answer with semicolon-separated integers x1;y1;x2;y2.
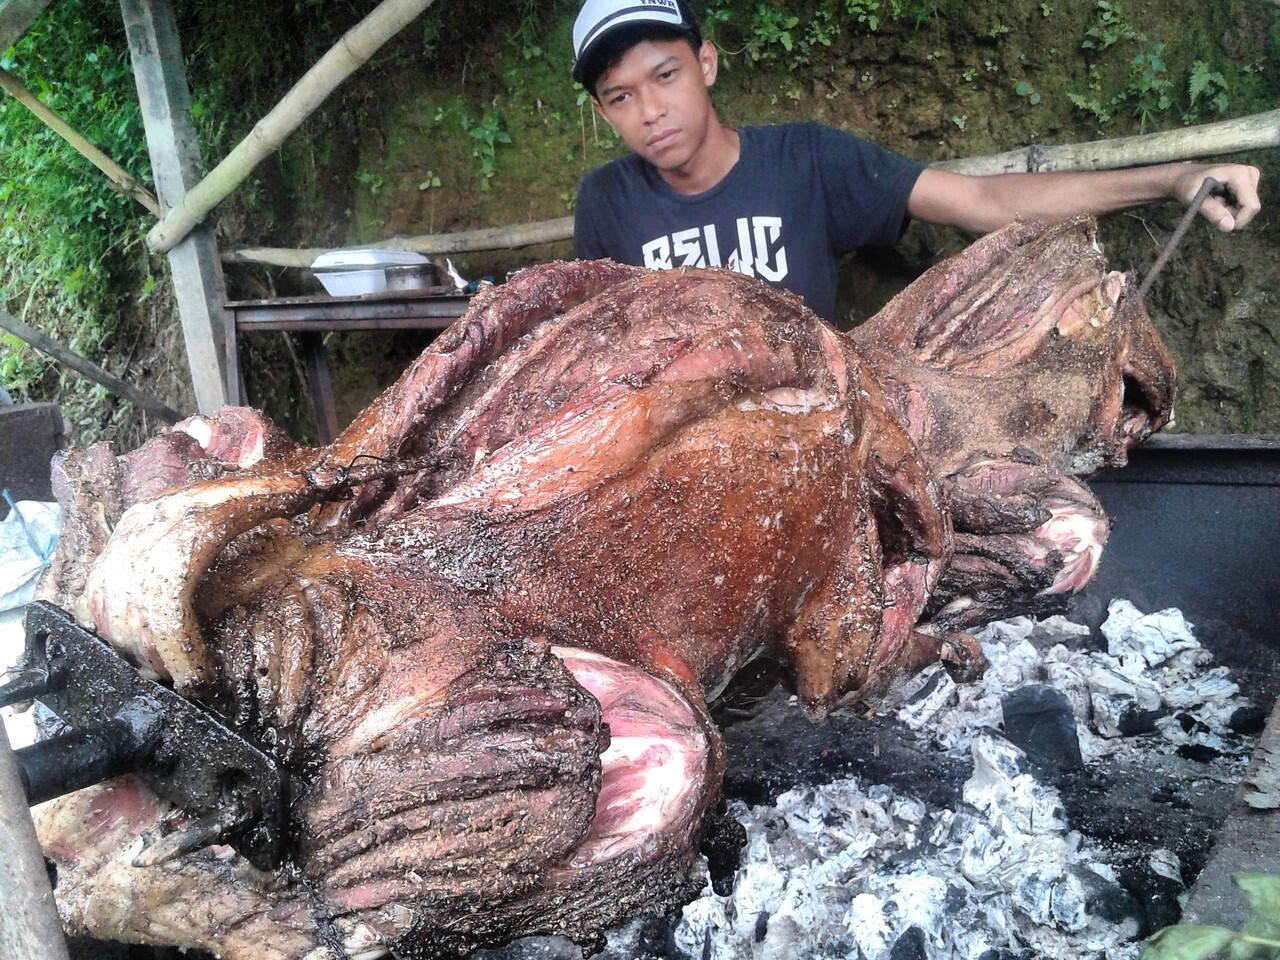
1001;684;1083;773
889;926;928;960
700;803;747;896
753;911;770;944
1228;705;1267;736
1175;712;1209;734
1075;866;1141;927
1149;782;1193;810
1176;743;1223;763
1118;705;1164;737
634;914;687;958
1117;864;1184;937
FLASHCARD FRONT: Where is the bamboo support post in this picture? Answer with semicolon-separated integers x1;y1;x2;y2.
146;0;439;256
221;109;1279;268
0;67;160;216
0;306;184;423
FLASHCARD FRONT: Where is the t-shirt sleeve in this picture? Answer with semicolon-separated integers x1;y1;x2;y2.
814;125;926;256
572;175;610;261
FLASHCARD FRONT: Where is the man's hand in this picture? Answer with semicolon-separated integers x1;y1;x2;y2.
1170;163;1262;232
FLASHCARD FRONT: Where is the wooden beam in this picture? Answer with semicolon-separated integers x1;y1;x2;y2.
224;217;574;269
223;108;1280;269
0;66;160;216
146;0;440;256
119;0;229;413
0;305;184;423
0;0;53;52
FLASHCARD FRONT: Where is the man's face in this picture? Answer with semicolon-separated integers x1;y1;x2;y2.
591;38;718;171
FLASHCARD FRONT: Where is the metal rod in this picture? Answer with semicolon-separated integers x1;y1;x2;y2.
1137;177;1223;302
0;668;49;709
15;720;145;806
0;721;72;960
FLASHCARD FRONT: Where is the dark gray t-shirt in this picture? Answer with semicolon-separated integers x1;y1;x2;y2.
572;122;926;323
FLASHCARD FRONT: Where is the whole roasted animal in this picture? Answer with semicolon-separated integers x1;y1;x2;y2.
33;216;1172;958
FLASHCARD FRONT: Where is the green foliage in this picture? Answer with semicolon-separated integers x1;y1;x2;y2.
354;168;386;196
1081;0;1139;50
1068;87;1116;125
432;99;513;190
468;110;513;190
706;0;959;68
745;5;802;61
1188;60;1230;115
845;0;882;31
1014;79;1042;105
0;3;150;428
1140;874;1280;960
1143;926;1245;960
1129;43;1173;131
509;0;545;61
1068;3;1239;134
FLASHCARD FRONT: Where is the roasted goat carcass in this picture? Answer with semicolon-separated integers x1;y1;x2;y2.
32;217;1173;958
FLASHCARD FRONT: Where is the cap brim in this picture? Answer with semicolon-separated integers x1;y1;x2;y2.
572;18;694;88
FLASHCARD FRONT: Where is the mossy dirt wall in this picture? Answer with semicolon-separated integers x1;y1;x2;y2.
2;0;1277;444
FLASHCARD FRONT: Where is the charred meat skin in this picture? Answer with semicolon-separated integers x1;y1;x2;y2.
854;216;1174;627
34;218;1173;958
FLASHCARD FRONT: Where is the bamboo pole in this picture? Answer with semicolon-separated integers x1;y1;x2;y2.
221;109;1280;269
935;108;1280;175
0;306;184;423
224;216;576;268
0;67;160;216
146;0;439;256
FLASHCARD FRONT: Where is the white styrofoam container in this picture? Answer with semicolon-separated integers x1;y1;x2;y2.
311;248;430;297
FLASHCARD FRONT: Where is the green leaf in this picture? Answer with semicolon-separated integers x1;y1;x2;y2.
1015;80;1034;96
1141;925;1238;960
1236;874;1280;924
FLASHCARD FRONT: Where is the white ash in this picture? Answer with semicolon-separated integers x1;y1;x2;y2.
886;600;1253;762
597;732;1149;960
483;601;1260;960
551;603;1251;960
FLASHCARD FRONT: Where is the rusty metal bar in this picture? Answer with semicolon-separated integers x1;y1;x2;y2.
1137;176;1223;302
0;720;71;960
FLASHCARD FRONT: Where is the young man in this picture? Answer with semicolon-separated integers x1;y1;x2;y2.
570;0;1263;324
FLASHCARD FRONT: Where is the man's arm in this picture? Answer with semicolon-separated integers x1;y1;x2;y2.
907;162;1262;235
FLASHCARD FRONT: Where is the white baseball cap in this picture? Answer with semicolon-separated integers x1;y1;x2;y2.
571;0;700;86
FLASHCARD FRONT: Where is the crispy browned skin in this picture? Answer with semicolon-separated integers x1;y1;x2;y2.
38;262;952;959
34;221;1173;956
853;216;1175;627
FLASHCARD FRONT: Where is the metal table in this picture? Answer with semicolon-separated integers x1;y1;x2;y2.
224;288;471;442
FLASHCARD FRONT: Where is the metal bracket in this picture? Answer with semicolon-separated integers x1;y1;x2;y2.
3;602;288;870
